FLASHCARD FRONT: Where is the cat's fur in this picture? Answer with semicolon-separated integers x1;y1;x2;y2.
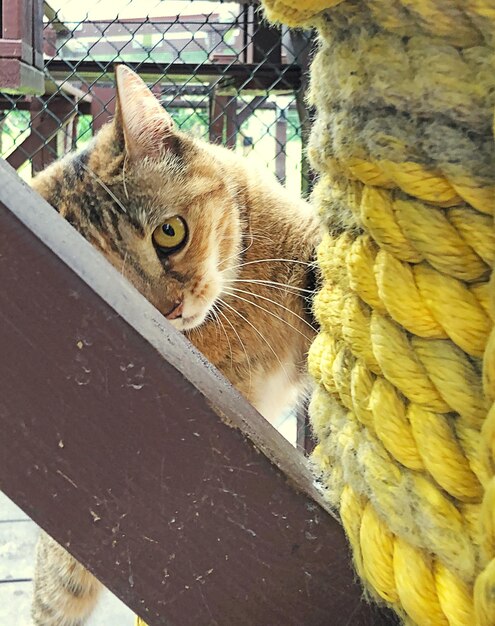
30;65;319;625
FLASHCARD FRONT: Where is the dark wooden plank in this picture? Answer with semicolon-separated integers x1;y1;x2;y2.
23;0;33;64
249;8;282;65
43;1;70;36
90;85;116;132
30;98;77;173
224;97;237;148
1;0;41;64
45;60;301;92
0;160;397;626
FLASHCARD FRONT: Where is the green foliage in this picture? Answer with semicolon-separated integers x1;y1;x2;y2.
170;108;209;138
76;115;93;146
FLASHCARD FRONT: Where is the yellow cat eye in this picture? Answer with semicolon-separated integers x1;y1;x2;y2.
152;216;188;253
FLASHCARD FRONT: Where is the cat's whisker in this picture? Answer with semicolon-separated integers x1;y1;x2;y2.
79;161;129;215
228;258;316;271
211;303;234;370
224;286;317;333
218;297;290;383
219;228;257;269
214;302;253;393
223;278;316;295
222;289;313;343
207;306;221;341
220;232;270;243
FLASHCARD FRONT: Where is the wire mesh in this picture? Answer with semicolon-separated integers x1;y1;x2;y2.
0;0;314;195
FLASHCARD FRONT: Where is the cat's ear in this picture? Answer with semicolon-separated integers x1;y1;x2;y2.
114;65;176;161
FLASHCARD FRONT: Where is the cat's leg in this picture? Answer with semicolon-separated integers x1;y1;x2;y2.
32;531;102;626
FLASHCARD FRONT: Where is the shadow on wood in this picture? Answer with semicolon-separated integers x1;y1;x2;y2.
0;159;397;626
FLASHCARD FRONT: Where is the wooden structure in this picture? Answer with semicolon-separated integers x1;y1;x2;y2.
4;81;92;173
0;0;44;94
0;159;397;625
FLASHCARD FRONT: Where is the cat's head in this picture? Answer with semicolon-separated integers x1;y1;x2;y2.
41;66;244;330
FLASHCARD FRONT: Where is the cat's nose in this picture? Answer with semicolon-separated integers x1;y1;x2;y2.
165;299;183;320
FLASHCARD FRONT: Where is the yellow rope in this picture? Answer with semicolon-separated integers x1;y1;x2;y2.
263;1;495;624
262;0;342;26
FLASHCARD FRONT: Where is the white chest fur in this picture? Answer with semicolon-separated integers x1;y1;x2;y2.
252;363;301;425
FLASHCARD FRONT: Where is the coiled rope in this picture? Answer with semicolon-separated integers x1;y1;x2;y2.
261;1;495;624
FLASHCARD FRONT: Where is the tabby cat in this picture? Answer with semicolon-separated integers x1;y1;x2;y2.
30;65;320;625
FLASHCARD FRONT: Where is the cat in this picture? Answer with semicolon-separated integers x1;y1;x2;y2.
29;65;320;625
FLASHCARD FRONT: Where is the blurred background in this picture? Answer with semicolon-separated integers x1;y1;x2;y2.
1;0;315;194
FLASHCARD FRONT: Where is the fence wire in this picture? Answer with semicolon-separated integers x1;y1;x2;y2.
0;0;313;195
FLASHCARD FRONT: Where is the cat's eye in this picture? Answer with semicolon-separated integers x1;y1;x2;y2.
152;216;188;254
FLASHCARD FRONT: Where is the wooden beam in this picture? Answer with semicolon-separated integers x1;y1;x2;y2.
6;97;76;171
236;95;267;127
90;85;116;132
247;7;282;65
43;0;70;35
0;0;44;93
275;109;287;183
32;0;44;69
224;96;237;148
209;92;226;144
0;159;396;626
296;400;315;456
45;60;301;93
0;59;44;95
43;79;93;103
289;30;316;196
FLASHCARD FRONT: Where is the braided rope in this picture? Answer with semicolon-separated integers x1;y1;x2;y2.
262;0;342;26
262;0;495;624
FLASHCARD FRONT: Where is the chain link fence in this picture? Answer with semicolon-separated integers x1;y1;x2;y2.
1;0;314;198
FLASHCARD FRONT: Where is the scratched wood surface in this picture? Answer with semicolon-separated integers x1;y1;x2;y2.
0;491;134;625
0;159;397;625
